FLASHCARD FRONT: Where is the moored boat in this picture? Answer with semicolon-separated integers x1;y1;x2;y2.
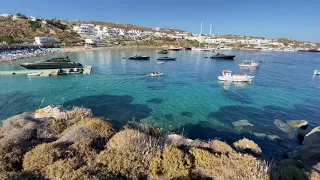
27;72;42;76
128;55;150;60
238;60;260;67
157;62;164;64
314;70;320;75
210;53;235;60
157;57;177;60
168;47;182;51
157;50;168;54
20;57;83;69
218;70;254;82
185;47;192;50
151;72;163;77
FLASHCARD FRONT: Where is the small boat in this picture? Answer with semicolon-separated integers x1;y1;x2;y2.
128;55;150;60
27;72;42;76
21;56;83;69
210;53;235;60
185;47;192;50
218;70;254;82
157;62;164;64
151;72;163;77
239;60;260;67
157;57;177;60
158;50;168;54
314;70;320;75
168;47;182;51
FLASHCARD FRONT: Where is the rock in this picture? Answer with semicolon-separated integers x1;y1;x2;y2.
34;105;66;119
274;119;296;138
166;134;208;148
298;129;309;144
287;120;308;129
313;162;320;172
288;144;320;164
253;133;267;138
232;120;253;127
303;126;320;145
267;135;281;141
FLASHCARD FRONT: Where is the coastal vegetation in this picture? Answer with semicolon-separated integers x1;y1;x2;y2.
0;106;319;179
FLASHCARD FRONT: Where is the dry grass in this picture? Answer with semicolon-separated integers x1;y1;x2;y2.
65;139;98;166
57;117;116;143
209;139;235;155
233;138;262;155
150;146;192;179
23;142;63;171
190;147;269;180
0;170;44;180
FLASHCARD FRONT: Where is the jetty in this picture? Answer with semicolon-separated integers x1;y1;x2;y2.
0;66;92;76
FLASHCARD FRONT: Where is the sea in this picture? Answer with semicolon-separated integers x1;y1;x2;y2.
0;48;319;157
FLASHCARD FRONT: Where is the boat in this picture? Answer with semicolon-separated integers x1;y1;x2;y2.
185;47;192;50
157;57;177;60
157;50;168;54
210;53;236;60
238;60;260;67
218;70;254;82
314;70;320;75
157;62;164;64
27;72;42;76
168;47;182;51
128;55;150;60
20;56;83;69
151;72;163;77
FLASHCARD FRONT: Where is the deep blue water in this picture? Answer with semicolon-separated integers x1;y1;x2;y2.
1;49;320;156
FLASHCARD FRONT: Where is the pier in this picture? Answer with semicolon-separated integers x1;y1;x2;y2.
0;66;92;76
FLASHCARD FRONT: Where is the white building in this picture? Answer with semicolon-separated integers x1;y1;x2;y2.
29;16;37;22
85;38;105;47
73;24;95;36
0;13;12;17
34;37;57;45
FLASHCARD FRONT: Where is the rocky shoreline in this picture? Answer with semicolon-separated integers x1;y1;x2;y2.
0;105;319;179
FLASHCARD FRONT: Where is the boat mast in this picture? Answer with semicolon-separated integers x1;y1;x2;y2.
199;22;202;47
210;24;212;37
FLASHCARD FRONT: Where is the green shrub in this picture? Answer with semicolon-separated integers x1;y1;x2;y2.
278;164;308;180
150;146;192;179
28;21;41;31
23;143;63;171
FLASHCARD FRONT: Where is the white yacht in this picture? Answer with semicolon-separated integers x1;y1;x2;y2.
314;70;320;76
218;70;254;82
238;60;260;67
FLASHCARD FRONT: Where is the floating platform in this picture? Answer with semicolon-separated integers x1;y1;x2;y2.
0;66;92;76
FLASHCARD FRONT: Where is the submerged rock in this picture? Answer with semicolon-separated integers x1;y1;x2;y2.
267;135;281;141
253;133;267;138
232;120;253;127
34;105;66;119
303;126;320;145
274;119;296;138
287;120;308;129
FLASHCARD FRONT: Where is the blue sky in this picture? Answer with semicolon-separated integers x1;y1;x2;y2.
1;0;319;42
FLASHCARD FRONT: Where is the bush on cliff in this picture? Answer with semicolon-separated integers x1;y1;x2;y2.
209;139;235;155
150;146;192;179
23;143;64;171
233;138;262;155
190;147;269;180
0;139;24;172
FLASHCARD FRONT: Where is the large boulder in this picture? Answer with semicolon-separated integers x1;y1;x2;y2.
303;126;320;145
287;120;308;129
34;105;66;119
274;119;296;138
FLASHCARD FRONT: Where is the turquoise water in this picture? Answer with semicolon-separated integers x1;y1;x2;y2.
1;49;320;155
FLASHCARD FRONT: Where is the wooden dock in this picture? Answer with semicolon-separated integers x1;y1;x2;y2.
0;66;92;76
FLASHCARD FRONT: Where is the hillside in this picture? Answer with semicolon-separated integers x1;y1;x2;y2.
0;17;82;43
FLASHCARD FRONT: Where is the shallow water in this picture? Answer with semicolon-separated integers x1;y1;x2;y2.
1;49;320;156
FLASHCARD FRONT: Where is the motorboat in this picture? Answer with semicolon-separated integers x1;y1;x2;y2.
151;72;163;77
157;50;168;54
157;57;177;60
191;47;215;51
20;57;83;69
238;60;260;67
314;70;320;76
27;72;42;76
157;62;164;64
168;47;182;51
218;70;254;82
210;53;236;60
128;55;150;60
185;47;192;50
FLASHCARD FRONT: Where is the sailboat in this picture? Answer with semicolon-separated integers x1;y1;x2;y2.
191;23;215;51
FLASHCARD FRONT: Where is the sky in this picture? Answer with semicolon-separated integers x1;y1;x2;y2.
1;0;319;42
